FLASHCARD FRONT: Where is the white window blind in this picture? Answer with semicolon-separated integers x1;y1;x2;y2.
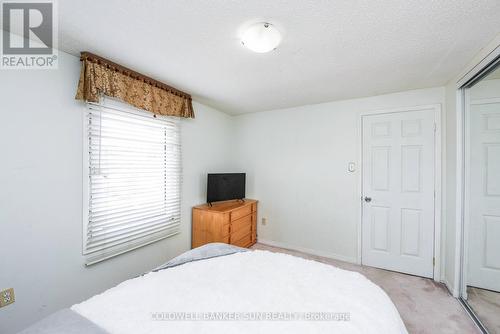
84;100;181;265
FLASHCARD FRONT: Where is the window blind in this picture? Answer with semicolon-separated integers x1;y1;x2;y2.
84;101;181;265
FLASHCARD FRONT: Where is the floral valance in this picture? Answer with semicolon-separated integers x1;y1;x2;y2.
75;52;194;118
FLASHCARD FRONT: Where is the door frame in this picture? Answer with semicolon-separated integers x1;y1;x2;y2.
357;104;442;282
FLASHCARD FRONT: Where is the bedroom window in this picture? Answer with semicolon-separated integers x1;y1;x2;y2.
83;99;181;265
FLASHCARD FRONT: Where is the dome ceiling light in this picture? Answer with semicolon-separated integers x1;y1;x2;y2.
241;22;281;53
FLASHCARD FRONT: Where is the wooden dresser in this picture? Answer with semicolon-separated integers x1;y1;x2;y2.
192;199;257;249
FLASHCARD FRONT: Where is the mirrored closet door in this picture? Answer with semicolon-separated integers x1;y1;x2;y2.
461;60;500;334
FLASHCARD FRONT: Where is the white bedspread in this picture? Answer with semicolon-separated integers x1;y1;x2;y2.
72;250;407;334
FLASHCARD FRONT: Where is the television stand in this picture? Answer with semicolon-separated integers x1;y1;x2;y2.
192;199;258;249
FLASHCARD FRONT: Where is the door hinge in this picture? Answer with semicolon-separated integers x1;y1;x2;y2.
433;257;435;266
434;123;437;132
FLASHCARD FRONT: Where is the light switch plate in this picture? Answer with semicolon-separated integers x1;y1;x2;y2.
0;288;15;308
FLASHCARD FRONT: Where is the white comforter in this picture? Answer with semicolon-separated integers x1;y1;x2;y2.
72;250;407;334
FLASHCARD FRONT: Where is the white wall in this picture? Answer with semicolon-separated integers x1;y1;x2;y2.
233;87;446;264
0;49;234;333
182;101;237;234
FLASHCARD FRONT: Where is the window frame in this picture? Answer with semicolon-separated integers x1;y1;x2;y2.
82;97;181;266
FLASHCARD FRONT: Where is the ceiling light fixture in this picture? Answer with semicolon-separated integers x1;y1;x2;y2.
241;22;281;53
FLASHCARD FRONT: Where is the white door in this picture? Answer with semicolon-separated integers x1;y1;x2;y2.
467;100;500;292
362;109;435;278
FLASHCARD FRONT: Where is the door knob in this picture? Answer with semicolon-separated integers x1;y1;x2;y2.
364;196;372;203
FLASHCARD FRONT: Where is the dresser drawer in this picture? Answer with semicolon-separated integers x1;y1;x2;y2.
231;233;252;248
231;221;252;243
251;213;257;243
231;214;251;233
230;204;253;221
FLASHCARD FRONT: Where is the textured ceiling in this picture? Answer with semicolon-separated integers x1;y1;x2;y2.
59;1;500;114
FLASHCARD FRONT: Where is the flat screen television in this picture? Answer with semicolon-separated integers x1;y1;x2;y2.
207;173;246;204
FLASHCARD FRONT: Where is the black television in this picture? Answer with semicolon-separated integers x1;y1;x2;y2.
207;173;246;204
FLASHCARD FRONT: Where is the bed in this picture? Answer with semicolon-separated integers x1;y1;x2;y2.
20;243;407;334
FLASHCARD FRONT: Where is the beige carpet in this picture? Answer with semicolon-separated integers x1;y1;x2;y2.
467;286;500;333
251;243;479;334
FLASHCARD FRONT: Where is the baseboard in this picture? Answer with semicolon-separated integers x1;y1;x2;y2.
257;238;357;264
